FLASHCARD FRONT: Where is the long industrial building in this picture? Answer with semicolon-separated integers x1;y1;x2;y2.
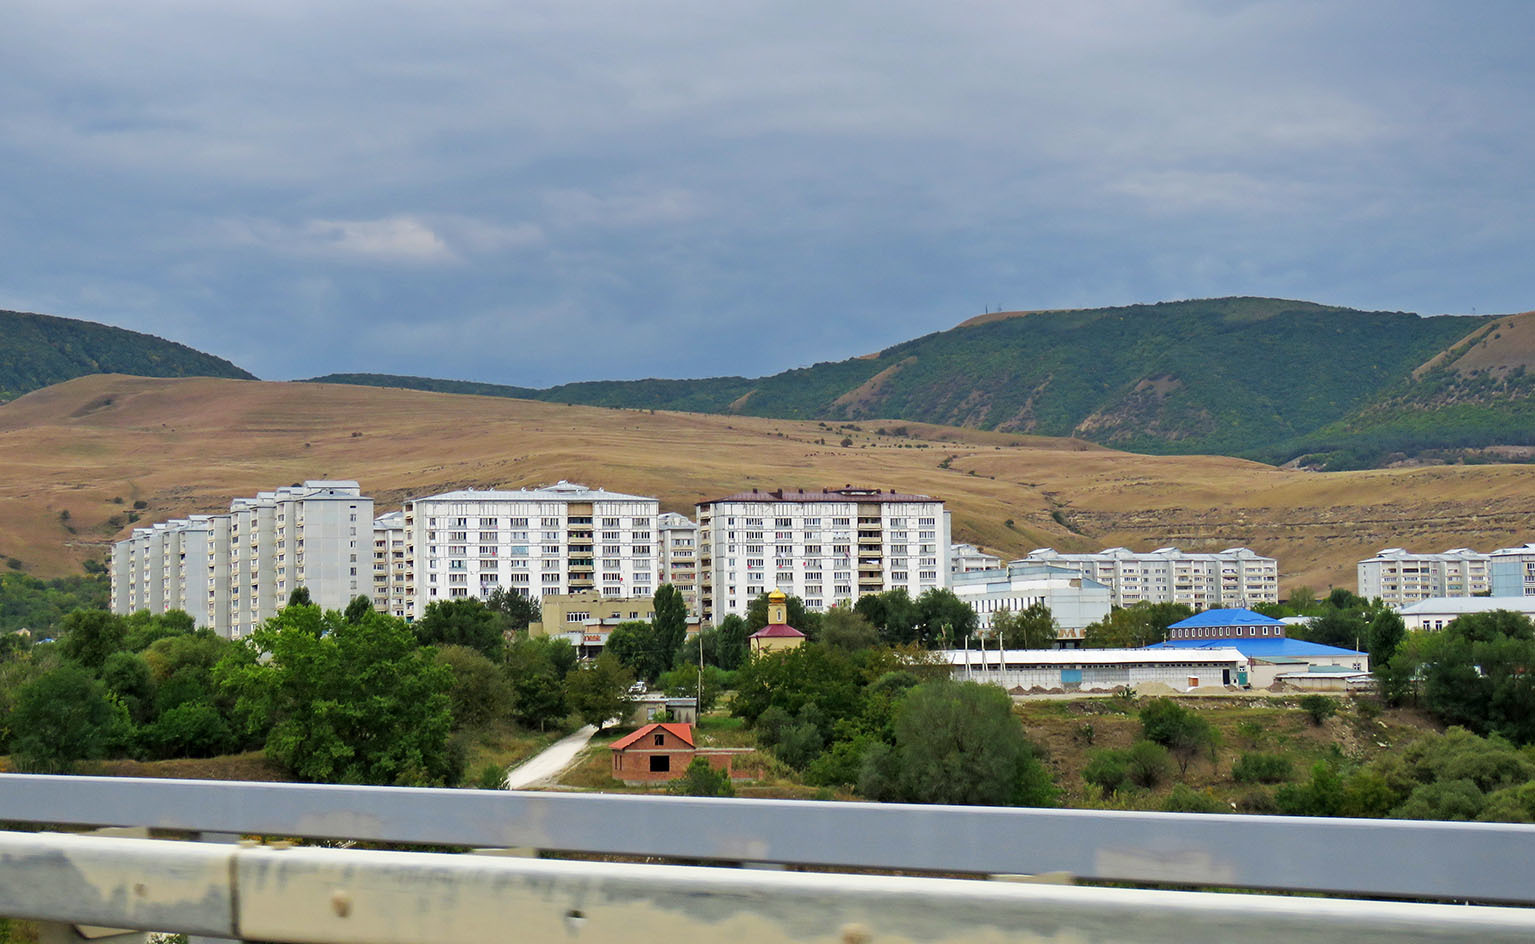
695;486;950;622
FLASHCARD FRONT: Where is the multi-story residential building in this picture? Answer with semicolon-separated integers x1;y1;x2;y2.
1490;543;1535;598
950;543;1002;576
372;511;410;619
403;481;659;617
1357;547;1491;607
111;480;373;638
112;515;231;636
695;486;950;622
950;561;1111;646
1021;546;1279;610
658;512;701;614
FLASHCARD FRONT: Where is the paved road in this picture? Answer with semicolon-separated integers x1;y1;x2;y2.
504;724;599;789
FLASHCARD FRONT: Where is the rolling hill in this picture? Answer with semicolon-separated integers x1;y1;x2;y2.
6;374;1535;594
0;309;255;402
310;297;1527;467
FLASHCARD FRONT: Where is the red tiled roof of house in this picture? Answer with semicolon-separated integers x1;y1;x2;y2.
609;722;694;751
750;624;806;638
699;486;938;505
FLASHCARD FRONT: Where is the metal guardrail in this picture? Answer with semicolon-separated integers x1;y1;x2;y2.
2;774;1535;903
4;830;1535;944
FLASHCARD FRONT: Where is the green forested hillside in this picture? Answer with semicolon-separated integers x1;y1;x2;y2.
0;309;255;402
310;298;1503;465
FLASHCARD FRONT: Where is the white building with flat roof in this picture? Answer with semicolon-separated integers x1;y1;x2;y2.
950;561;1111;645
950;543;1002;576
404;481;659;617
696;486;950;622
945;647;1247;693
1021;546;1278;610
112;480;373;638
1357;547;1490;607
1398;596;1535;632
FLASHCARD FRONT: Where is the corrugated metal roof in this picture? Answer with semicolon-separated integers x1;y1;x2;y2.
1151;638;1366;658
943;647;1246;667
1169;608;1285;629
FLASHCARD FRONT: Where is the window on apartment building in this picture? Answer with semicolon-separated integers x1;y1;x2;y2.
542;574;560;583
541;518;560;528
508;517;528;527
892;571;908;581
745;518;764;527
833;518;850;526
835;584;851;595
920;571;937;581
834;544;850;555
918;518;935;527
775;545;791;557
747;584;763;595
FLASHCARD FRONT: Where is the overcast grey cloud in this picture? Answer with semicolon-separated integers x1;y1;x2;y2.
1;1;1531;385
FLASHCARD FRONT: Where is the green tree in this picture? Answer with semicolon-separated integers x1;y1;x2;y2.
344;595;375;624
9;664;122;773
993;601;1057;649
58;609;126;670
565;653;634;729
122;609;194;651
713;614;751;670
855;589;919;645
216;606;459;785
818;605;880;651
605;620;669;682
286;586;312;608
503;636;569;730
435;644;511;729
485;587;542;635
658;663;729;713
859;680;1056;806
1366;608;1407;665
652;584;689;668
413;598;504;659
100;651;155;724
669;756;735;797
1083;602;1191;648
913;587;978;648
1139;698;1218;776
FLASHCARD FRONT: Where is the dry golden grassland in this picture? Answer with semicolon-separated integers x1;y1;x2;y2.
4;374;1535;590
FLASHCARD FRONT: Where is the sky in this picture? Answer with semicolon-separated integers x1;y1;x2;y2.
1;1;1532;387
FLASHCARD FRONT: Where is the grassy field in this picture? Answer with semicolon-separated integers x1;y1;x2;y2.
4;374;1535;590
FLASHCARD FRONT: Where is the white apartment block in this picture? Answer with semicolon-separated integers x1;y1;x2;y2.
950;543;1002;576
372;511;410;619
403;481;659;617
112;514;230;636
951;561;1112;645
1357;547;1491;607
1021;546;1279;610
696;487;951;622
658;512;702;614
111;481;373;638
1490;543;1535;598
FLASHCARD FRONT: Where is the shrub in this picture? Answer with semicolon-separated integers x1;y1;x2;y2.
1163;783;1225;814
1082;749;1130;794
1124;740;1172;788
1299;695;1338;725
670;757;735;797
1232;752;1294;784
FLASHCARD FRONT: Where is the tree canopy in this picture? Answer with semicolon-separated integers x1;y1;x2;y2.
215;605;459;785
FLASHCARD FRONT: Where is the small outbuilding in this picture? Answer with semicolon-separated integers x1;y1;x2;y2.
608;722;755;785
